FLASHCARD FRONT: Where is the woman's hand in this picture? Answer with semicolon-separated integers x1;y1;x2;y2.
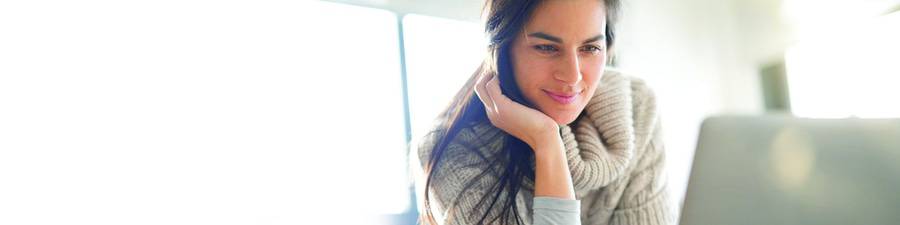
475;71;576;200
473;71;560;151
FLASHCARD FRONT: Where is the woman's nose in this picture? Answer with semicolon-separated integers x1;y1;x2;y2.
553;52;582;85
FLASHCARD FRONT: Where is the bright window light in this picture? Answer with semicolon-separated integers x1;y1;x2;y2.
781;0;899;40
785;12;900;118
0;1;407;224
402;14;486;139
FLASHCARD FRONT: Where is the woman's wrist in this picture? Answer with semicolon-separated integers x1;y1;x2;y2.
532;134;576;199
529;128;564;156
533;137;566;163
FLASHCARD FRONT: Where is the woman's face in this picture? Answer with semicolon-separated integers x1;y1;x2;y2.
510;0;608;125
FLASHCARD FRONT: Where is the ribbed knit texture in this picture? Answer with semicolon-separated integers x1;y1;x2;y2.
411;69;673;225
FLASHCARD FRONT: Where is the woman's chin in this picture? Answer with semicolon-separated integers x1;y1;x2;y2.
535;100;588;126
549;112;580;126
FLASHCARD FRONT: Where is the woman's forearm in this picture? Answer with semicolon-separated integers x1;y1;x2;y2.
532;137;576;200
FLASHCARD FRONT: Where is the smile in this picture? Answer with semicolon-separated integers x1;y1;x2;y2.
543;90;580;104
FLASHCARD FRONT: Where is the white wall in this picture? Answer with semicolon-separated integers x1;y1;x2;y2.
615;0;774;215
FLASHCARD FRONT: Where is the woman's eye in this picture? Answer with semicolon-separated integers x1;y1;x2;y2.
580;45;604;54
533;45;558;53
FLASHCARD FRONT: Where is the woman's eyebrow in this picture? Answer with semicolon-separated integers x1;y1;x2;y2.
527;32;606;44
528;32;563;43
581;34;605;44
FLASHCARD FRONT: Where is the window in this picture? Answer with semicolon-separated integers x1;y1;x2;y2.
785;12;900;118
0;1;407;224
402;14;486;139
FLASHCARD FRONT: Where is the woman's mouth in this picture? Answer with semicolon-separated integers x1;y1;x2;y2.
543;90;580;104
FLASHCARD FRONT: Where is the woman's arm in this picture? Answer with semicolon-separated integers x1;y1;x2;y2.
532;135;575;200
531;137;581;225
473;72;581;224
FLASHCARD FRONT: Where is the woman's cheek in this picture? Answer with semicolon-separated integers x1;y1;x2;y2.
521;61;551;85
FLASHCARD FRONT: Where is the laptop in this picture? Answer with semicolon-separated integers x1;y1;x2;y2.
679;115;900;225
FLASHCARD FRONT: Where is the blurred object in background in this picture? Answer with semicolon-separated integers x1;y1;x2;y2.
681;115;900;225
760;59;792;113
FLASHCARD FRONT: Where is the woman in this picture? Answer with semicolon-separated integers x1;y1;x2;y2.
411;0;672;224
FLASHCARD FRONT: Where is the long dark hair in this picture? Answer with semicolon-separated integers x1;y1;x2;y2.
420;0;621;224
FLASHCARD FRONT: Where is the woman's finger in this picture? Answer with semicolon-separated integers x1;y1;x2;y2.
473;71;497;114
485;74;509;113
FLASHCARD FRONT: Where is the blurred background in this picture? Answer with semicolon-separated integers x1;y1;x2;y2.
1;0;898;224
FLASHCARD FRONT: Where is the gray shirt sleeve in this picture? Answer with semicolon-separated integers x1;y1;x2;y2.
533;197;582;225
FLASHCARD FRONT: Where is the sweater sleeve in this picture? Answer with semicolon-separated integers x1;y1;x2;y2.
413;127;584;225
533;197;582;225
608;121;674;225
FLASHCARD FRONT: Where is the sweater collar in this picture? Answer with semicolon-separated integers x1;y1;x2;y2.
559;69;636;194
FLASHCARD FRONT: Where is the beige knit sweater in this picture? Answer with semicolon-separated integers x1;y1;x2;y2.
411;69;673;225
